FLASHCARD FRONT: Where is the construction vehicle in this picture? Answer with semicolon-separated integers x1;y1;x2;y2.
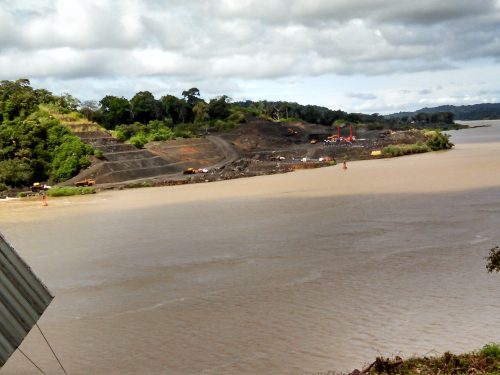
31;182;50;192
270;155;285;161
326;125;356;144
183;167;196;175
345;124;356;142
74;179;96;187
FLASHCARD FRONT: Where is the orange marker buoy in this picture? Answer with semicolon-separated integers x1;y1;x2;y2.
342;160;347;170
41;194;48;207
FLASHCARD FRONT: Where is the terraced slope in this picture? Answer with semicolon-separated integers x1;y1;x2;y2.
54;113;236;186
60;120;183;184
145;136;235;169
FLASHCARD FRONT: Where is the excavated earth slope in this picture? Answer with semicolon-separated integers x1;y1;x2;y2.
63;116;423;187
63;122;183;184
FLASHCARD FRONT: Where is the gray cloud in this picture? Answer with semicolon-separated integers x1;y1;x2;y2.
373;0;497;24
1;0;499;113
1;0;499;81
347;92;377;100
478;89;500;96
419;89;432;95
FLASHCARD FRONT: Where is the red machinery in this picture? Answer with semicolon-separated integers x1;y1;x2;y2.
331;125;355;143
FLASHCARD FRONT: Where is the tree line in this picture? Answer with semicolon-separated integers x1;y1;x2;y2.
389;103;499;121
78;88;245;147
390;111;455;125
81;88;233;130
80;91;457;135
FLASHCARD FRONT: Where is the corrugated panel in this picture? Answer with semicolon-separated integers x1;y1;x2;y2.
0;232;53;368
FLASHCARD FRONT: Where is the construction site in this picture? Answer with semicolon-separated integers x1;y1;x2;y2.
58;116;426;190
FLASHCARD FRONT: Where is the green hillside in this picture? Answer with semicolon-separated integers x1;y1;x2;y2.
0;79;94;190
391;103;500;120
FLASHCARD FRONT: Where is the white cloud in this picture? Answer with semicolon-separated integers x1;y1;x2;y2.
1;0;499;113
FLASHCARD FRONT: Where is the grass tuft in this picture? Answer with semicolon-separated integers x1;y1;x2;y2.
352;346;500;375
382;142;431;157
480;343;500;360
46;186;95;196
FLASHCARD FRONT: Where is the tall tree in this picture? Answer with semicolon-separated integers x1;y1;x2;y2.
193;102;209;124
160;95;189;124
0;79;40;120
99;95;132;129
181;87;201;107
80;100;101;122
58;93;80;111
130;91;161;124
208;95;231;120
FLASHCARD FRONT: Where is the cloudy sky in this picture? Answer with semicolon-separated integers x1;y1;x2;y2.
1;0;500;114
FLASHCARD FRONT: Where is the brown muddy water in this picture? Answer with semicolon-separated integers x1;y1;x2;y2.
1;121;500;375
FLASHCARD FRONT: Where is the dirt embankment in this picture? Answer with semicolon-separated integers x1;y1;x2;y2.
98;119;427;190
1;117;424;196
96;119;429;191
221;117;425;160
1;117;428;197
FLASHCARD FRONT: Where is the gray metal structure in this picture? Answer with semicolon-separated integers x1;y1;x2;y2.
0;232;53;368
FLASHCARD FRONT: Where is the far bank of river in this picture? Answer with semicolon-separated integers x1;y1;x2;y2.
0;121;499;375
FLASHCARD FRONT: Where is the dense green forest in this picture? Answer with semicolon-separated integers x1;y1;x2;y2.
0;79;93;190
80;88;246;147
390;103;500;121
82;88;237;130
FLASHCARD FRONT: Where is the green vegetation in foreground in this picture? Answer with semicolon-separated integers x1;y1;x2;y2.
45;186;95;196
382;130;454;157
351;343;500;375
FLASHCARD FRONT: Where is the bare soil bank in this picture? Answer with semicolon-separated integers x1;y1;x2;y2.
93;118;431;191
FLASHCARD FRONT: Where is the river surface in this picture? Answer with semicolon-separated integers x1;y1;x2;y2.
1;121;500;375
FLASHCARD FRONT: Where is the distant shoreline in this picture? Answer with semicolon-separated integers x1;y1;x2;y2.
3;120;498;200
